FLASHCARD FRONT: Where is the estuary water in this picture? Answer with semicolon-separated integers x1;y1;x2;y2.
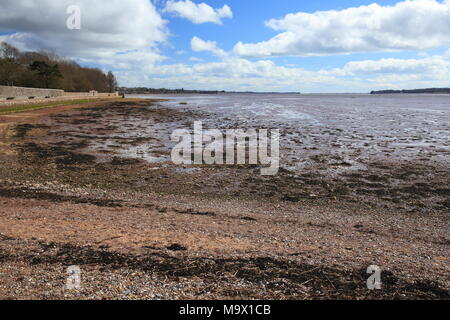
127;93;450;171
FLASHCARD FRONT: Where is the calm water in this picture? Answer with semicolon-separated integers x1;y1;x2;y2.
130;94;450;150
125;94;449;168
129;93;450;130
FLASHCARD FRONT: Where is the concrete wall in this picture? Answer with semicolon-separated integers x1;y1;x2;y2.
0;85;119;102
0;85;64;100
64;91;98;97
97;92;119;97
63;91;118;97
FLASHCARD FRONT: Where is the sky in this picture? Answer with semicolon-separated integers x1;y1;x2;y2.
0;0;449;93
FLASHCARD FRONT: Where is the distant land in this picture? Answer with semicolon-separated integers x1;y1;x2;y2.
371;88;450;94
119;87;301;95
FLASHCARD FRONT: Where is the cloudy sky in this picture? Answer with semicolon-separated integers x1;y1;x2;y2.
0;0;449;92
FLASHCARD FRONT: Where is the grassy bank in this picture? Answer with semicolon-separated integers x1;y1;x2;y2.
0;99;108;115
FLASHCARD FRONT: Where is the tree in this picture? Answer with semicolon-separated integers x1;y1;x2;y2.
0;42;114;91
29;61;62;88
0;59;21;86
0;42;19;60
0;42;21;86
106;71;118;93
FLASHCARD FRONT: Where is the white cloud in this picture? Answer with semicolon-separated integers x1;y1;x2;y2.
170;56;444;80
339;56;450;76
1;0;448;92
164;0;232;24
79;50;166;73
0;0;167;69
234;0;450;57
120;54;450;93
190;36;226;56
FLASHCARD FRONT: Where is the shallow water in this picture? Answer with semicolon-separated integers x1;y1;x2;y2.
128;93;450;171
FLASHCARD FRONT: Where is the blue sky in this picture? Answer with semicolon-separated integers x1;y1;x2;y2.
162;0;403;61
1;0;449;92
160;1;446;68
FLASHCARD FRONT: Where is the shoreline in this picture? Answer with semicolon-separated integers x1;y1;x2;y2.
0;99;448;300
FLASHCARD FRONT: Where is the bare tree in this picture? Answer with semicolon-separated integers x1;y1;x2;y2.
0;42;20;60
106;71;118;93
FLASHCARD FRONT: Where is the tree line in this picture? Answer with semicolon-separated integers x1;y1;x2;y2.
119;87;223;94
370;88;450;94
0;42;117;93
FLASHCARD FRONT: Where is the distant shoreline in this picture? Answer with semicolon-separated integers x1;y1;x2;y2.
122;86;450;95
119;87;301;95
370;88;450;94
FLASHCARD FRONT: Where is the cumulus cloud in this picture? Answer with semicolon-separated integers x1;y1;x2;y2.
339;56;450;76
128;54;450;93
0;0;167;68
191;36;226;56
164;56;448;80
1;0;448;92
233;0;450;57
78;50;166;73
156;58;283;78
164;0;232;24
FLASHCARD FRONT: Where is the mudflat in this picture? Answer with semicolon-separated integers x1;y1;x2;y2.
0;97;448;299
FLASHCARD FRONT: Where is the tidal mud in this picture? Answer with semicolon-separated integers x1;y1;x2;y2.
0;97;448;299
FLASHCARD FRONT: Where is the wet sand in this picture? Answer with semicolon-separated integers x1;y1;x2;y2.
0;98;448;299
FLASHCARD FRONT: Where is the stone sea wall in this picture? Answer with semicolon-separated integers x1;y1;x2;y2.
0;85;119;103
0;86;64;100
